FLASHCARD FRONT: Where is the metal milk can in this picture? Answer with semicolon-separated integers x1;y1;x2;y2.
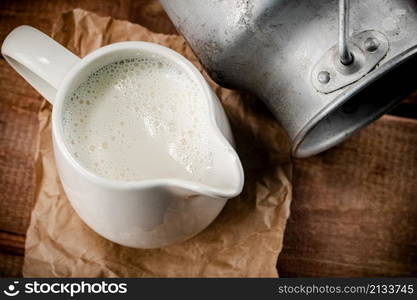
160;0;417;157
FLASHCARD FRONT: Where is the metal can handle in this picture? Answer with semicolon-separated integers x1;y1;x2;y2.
339;0;353;65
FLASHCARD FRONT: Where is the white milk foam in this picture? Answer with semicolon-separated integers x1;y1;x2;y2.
62;55;215;182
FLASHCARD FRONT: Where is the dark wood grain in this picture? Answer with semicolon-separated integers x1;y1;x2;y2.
0;59;41;236
0;232;25;277
0;252;23;277
0;232;25;256
278;115;417;277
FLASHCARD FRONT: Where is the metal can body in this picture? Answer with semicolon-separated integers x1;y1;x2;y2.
161;0;417;157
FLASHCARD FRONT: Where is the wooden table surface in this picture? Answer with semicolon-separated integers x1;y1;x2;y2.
1;0;416;277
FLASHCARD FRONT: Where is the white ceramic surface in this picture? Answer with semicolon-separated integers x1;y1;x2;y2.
1;25;244;248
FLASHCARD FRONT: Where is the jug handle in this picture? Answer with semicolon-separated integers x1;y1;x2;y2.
1;25;81;105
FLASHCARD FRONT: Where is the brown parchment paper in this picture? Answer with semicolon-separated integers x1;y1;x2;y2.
23;9;292;277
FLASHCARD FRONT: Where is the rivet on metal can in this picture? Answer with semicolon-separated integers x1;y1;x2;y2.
364;37;380;52
317;71;331;84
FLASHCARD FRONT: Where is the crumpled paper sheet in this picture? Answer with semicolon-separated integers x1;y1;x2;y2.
23;9;292;277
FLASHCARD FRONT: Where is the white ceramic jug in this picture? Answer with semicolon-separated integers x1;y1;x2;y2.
2;26;244;248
